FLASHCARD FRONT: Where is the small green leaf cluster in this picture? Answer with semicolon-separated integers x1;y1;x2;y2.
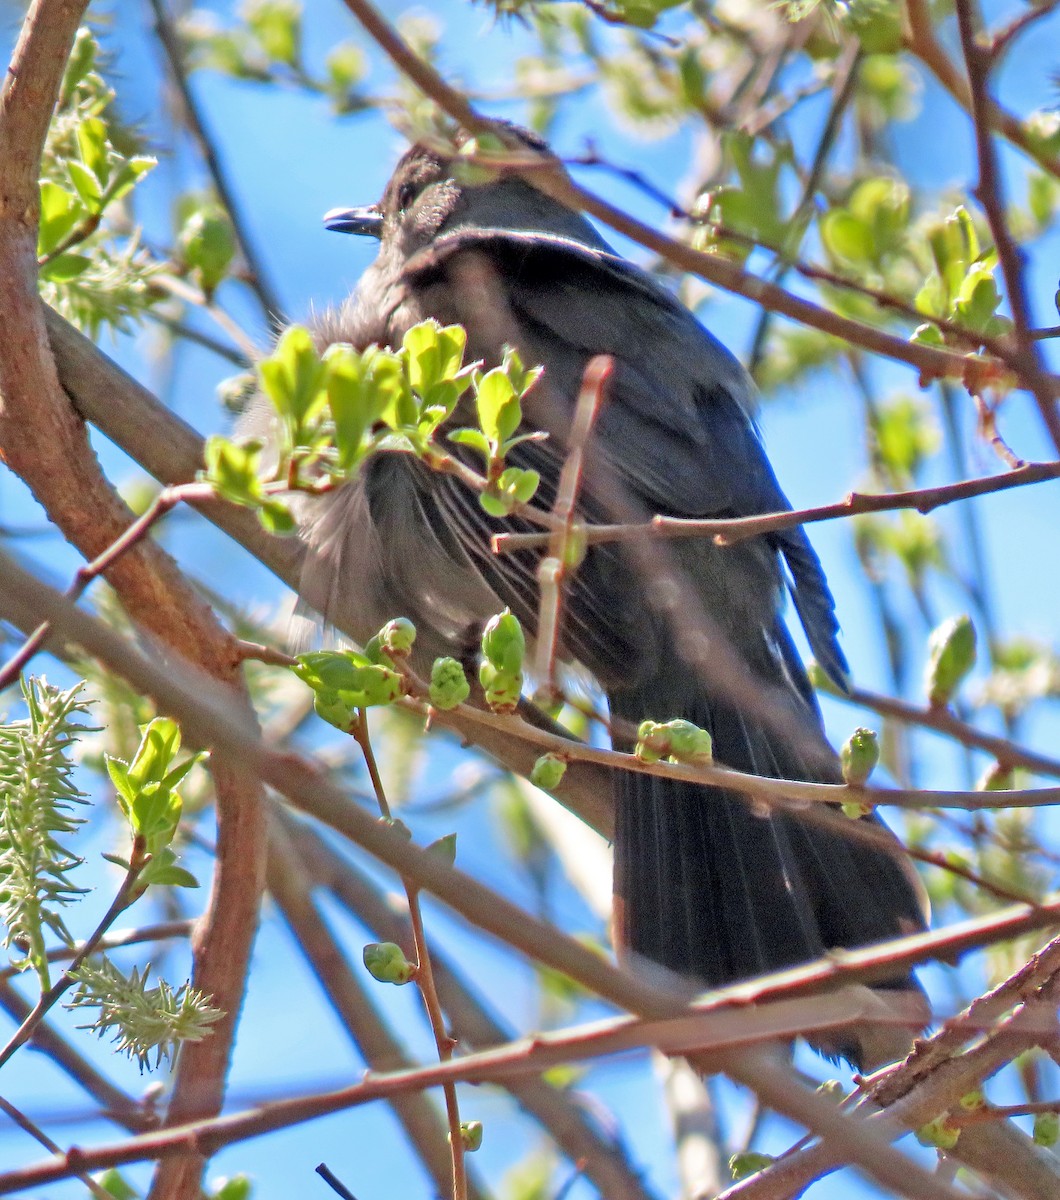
693;133;794;264
479;610;526;713
294;618;416;730
0;678;94;986
635;718;712;764
820;177;910;276
180;1;371;116
39;28;158;334
912;207;1013;348
66;957;224;1071
449;348;544;516
975;638;1060;721
206;320;545;530
104;718;203;894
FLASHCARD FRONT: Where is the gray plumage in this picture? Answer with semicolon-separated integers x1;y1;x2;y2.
297;126;929;1069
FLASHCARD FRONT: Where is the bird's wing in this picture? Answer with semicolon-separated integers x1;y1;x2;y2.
403;229;849;688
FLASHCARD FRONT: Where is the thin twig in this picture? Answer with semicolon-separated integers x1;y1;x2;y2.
148;0;284;323
0;920;195;982
0;481;213;693
492;459;1060;555
337;0;1039;392
838;682;1060;782
533;355;611;695
0;1096;114;1200
904;0;1060;183
351;712;466;1200
954;0;1060;454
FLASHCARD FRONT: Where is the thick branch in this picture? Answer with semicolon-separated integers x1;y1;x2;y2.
0;10;266;1193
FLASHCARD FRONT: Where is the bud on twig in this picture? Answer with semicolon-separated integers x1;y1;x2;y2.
363;942;415;985
840;727;879;786
925;615;977;707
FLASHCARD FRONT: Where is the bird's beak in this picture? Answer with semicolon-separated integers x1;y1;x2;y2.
323;205;384;238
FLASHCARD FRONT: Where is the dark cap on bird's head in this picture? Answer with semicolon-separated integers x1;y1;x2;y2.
321;122;612;259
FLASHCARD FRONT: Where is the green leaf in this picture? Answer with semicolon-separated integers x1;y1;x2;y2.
476;368;520;444
128;718;181;788
41;253;92;282
245;0;302;66
202;435;264;507
259;325;327;429
821;210;873;265
448;427;492;461
294;651;404;708
38;182;83;257
105;155;156;205
67;159;103;211
76;116;109;186
323;344;380;469
403;319;443;392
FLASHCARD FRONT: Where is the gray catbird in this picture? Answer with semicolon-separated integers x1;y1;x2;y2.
299;125;929;1069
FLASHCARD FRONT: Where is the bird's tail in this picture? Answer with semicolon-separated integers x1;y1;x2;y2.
609;660;929;1070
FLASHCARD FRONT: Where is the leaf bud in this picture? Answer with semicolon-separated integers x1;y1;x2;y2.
379;617;416;656
977;762;1014;792
728;1152;775;1181
362;942;415;985
842;801;874;820
529;753;567;791
479;661;522;713
840;727;879;786
916;1116;960;1150
429;657;470;710
925;615;977;707
481;609;525;674
425;833;457;865
663;719;713;764
635;719;667;763
451;1120;484;1152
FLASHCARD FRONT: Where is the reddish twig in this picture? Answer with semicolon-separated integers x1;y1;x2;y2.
492;460;1060;555
533;355;612;695
954;0;1060;454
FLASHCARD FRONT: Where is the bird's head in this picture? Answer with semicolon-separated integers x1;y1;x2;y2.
323;122;612;258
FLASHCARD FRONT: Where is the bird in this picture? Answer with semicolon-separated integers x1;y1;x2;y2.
297;122;929;1070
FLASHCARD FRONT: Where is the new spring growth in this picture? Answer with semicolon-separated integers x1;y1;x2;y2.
294;619;417;729
925;615;977;707
363;942;415;985
530;753;567;791
728;1152;775;1181
840;727;879;817
977;761;1015;791
379;617;416;657
635;718;713;765
480;609;525;713
429;657;470;710
916;1115;961;1150
450;1121;484;1152
1033;1111;1059;1147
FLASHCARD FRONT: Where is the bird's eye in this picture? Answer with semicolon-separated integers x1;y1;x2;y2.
397;182;418;212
